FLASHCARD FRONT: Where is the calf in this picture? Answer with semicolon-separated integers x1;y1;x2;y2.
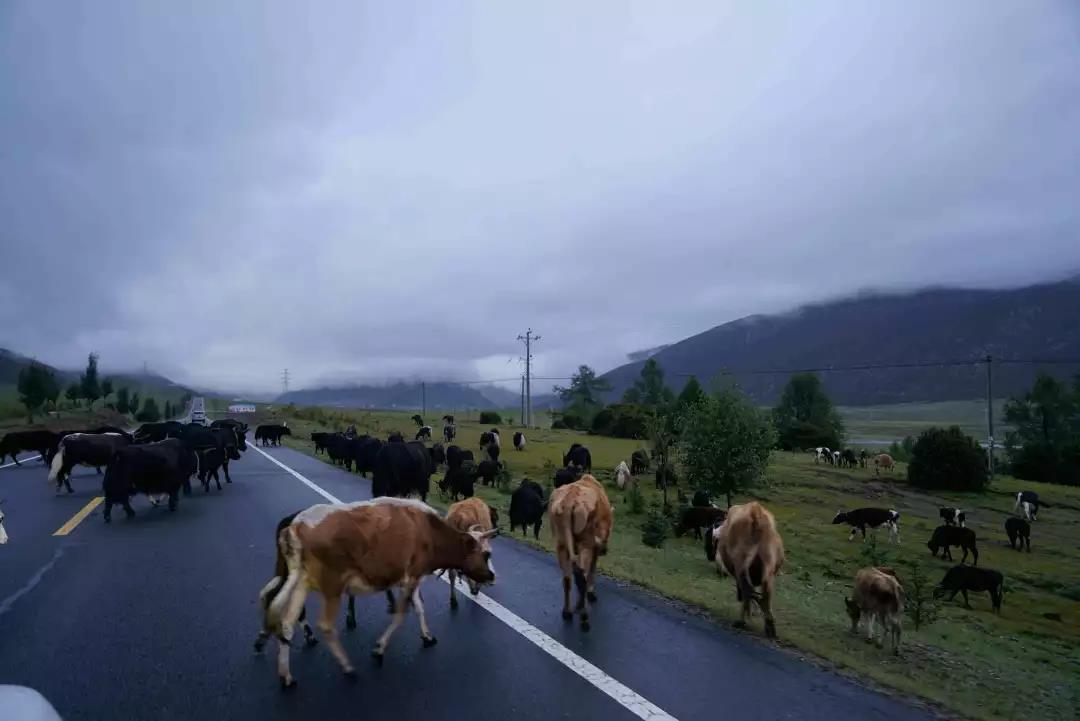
445;498;500;609
934;565;1003;612
927;525;978;565
676;506;726;540
509;480;545;539
1014;490;1040;521
832;508;901;543
1005;517;1031;552
845;567;903;654
549;474;613;631
715;502;785;638
614;460;631;490
630;449;650;474
939;507;966;527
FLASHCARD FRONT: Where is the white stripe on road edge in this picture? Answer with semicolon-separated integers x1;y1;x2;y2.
1;454;42;470
249;444;678;721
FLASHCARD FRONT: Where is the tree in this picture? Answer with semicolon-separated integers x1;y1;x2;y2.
129;391;140;417
65;383;81;407
135;397;161;423
591;404;651;439
622;358;674;408
903;559;941;631
80;353;102;409
115;387;131;415
771;373;845;451
679;388;776;507
676;376;705;412
17;362;57;422
101;378;114;401
1003;373;1080;485
554;365;611;425
908;426;987;491
163;400;172;419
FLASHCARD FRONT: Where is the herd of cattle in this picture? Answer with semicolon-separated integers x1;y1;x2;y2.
0;416;1056;685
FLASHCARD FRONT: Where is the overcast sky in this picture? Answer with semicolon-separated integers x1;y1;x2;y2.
2;1;1078;395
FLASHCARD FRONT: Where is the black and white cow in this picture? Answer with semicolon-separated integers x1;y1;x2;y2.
939;507;966;527
513;431;526;451
814;447;831;465
927;525;979;565
415;425;433;441
1013;491;1040;521
48;433;132;493
832;508;900;543
443;424;456;443
0;499;8;544
1005;517;1031;552
411;414;424;427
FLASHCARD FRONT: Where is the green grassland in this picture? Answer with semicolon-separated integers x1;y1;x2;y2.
244;404;1078;721
839;399;1011;444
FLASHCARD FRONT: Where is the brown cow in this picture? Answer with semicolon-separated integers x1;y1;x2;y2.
844;567;903;654
873;453;895;476
263;498;497;688
714;502;785;638
549;474;613;631
445;497;499;609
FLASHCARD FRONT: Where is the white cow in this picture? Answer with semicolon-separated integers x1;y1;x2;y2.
814;447;831;464
0;500;8;544
614;461;631;490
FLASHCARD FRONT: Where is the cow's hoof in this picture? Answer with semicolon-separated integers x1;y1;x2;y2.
304;636;319;648
580;619;591;632
422;636;438;648
280;677;296;690
587;591;598;603
561;610;573;621
345;617;357;631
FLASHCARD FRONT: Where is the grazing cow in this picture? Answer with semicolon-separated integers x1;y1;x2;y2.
513;431;526;451
134;421;183;443
445;445;474;473
714;502;785;638
845;567;903;654
554;466;581;488
0;430;60;465
509;480;545;538
255;424;292;447
0;500;7;544
563;443;592;472
692;489;712;507
927;525;979;565
873;453;895;476
939;507;966;527
630;449;650;474
475;460;501;488
415;425;432;441
102;439;198;522
934;565;1003;612
263;498;497;687
549;475;613;631
429;442;446;468
484;441;501;466
655;464;677;490
441;461;477;501
310;432;332;455
1005;517;1031;552
443;424;456;443
840;449;858;468
411;414;424;427
614;461;631;490
48;433;132;492
814;447;831;464
372;441;433;501
832;508;901;543
1014;491;1040;521
676;506;726;540
445;497;500;608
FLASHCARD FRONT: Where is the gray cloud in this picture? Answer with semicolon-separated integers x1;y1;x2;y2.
2;1;1078;394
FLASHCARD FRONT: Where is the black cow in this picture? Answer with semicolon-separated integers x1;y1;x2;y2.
655;464;677;490
927;525;979;565
513;431;526;451
676;506;727;540
554;466;580;488
387;431;404;443
310;432;332;455
411;414;424;427
442;415;455;424
102;439;198;522
372;440;432;501
509;480;545;539
440;462;476;501
476;460;501;487
48;432;132;492
89;426;133;442
134;421;183;443
630;449;650;474
692;489;711;507
832;508;901;542
485;442;501;466
1005;517;1031;552
858;449;869;468
180;425;242;484
840;449;858;468
934;566;1003;612
0;430;60;465
939;507;966;527
325;433;350;466
197;448;227;492
563;443;592;471
445;445;474;473
429;443;446;468
415;425;433;441
353;436;383;477
443;424;456;443
255;424;291;447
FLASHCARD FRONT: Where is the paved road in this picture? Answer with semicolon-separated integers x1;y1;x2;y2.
1;443;934;721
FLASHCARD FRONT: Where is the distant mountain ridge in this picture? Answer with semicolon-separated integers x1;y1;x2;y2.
599;277;1080;406
0;347;197;400
277;381;521;411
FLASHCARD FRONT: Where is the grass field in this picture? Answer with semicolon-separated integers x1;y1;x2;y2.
839;399;1011;444
240;405;1079;721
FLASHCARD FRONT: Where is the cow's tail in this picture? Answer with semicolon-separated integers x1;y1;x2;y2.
48;441;65;482
266;526;303;631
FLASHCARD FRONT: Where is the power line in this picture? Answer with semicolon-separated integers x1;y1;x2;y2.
517;328;540;427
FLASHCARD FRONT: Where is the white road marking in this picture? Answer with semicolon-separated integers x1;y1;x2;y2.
1;454;42;470
249;444;679;721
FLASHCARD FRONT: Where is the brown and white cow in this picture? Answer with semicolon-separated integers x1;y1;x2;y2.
262;498;497;688
549;474;613;631
714;501;785;638
445;497;500;609
844;567;903;654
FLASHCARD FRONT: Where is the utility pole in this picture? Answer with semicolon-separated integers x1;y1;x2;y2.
517;329;540;427
520;375;525;427
985;355;995;483
422;382;426;417
281;368;290;396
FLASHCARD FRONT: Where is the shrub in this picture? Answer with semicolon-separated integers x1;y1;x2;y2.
625;482;645;515
479;410;502;425
591;403;651;439
858;534;891;568
557;412;586;430
888;435;916;463
135;397;162;423
903;559;941;631
551;419;569;429
907;426;987;491
641;504;668;548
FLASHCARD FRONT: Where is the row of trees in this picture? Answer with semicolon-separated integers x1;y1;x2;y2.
15;353;179;424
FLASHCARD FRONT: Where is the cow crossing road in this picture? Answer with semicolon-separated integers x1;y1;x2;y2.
1;445;934;721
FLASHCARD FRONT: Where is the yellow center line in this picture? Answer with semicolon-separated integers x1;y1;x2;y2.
53;497;104;536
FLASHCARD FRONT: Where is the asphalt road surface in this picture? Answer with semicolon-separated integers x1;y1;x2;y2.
0;439;935;721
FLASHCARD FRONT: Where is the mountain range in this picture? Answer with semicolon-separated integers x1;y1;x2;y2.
600;277;1080;406
276;381;524;411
